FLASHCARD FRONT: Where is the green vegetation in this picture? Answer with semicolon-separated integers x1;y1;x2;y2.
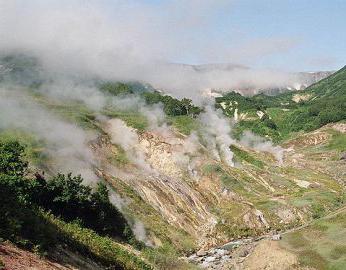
217;66;346;141
311;203;326;219
0;54;42;87
98;82;203;135
143;243;197;270
326;129;346;152
102;108;149;131
100;82;134;96
141;92;202;117
0;139;152;269
31;92;100;130
47;214;152;270
99;81;154;96
0;130;49;168
281;208;346;270
167;115;200;135
31;173;135;242
99;81;202;117
230;144;264;168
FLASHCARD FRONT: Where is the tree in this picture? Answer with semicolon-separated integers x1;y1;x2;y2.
181;98;192;115
0;140;28;177
93;182;109;203
100;82;133;96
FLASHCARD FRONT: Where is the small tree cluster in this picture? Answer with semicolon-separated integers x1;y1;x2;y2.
0;140;134;245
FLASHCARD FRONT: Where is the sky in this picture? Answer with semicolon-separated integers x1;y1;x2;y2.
135;0;346;71
0;0;345;98
1;0;345;72
220;0;345;71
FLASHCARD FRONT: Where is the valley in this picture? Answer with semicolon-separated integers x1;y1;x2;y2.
0;54;344;270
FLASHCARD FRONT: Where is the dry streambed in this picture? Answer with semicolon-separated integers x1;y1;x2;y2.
185;234;284;269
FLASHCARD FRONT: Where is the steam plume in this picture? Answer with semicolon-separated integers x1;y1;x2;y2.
199;106;235;166
0;86;98;182
240;131;284;164
0;1;300;102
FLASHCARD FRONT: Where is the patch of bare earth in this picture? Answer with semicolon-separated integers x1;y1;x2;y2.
330;122;346;133
0;242;102;270
0;242;69;270
242;240;312;270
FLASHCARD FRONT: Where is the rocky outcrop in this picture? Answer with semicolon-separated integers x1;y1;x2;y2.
91;122;345;250
340;152;346;161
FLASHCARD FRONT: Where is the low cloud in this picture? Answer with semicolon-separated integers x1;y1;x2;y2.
0;86;99;182
199;106;235;167
106;118;153;171
0;0;300;102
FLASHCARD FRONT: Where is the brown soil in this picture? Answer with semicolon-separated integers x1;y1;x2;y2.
242;240;312;270
0;242;103;270
0;242;69;270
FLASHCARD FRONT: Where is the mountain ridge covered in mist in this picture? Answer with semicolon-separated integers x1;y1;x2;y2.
175;62;334;93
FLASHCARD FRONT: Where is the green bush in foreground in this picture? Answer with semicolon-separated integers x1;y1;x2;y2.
46;213;153;270
0;139;153;269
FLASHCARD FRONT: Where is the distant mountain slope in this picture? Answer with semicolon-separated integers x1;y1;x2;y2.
184;62;333;93
215;65;346;141
300;65;346;99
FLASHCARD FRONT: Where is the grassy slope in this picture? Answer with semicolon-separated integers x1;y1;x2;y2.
27;89;345;246
216;66;346;142
1;56;345;267
280;207;346;270
208;126;345;240
45;213;153;270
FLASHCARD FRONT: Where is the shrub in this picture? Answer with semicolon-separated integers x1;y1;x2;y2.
31;173;133;241
311;204;325;219
100;82;134;96
47;214;153;270
0;140;135;243
0;140;28;177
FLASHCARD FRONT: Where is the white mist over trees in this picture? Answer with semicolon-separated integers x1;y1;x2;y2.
0;0;302;102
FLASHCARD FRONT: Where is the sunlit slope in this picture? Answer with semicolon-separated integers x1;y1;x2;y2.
2;76;344;253
216;66;346;142
280;206;346;270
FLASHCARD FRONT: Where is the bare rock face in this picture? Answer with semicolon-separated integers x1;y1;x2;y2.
276;208;297;224
138;131;186;178
189;247;233;269
331;123;346;134
131;173;216;236
271;234;282;241
243;209;269;229
93;121;345;251
341;152;346;161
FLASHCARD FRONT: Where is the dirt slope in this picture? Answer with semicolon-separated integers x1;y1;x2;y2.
0;242;103;270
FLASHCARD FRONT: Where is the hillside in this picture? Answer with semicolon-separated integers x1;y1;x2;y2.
215;66;346;142
0;58;345;270
175;62;333;93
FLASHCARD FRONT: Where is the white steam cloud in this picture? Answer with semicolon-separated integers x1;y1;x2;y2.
0;0;291;245
106;118;153;172
0;0;300;102
0;86;98;182
240;131;284;164
199;106;235;167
